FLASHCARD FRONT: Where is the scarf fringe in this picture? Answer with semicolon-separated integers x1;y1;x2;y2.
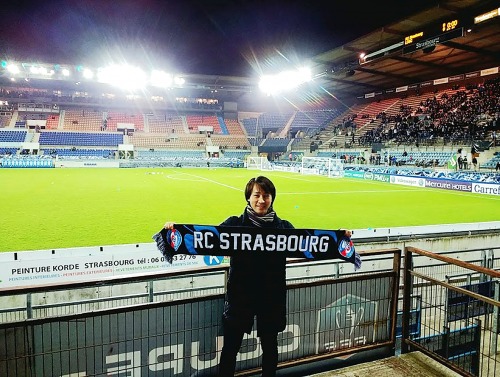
354;251;362;271
152;229;174;264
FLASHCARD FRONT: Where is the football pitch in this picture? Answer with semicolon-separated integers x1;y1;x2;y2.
1;167;498;252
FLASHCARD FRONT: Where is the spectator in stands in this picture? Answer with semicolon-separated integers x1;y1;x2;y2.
164;176;351;376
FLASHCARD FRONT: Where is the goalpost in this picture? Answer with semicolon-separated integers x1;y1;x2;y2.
301;156;343;178
246;156;273;171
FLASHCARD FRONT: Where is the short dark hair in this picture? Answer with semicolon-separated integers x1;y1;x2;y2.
245;176;276;204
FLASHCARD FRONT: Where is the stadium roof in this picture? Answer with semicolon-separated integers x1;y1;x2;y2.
173;0;500;107
310;0;500;99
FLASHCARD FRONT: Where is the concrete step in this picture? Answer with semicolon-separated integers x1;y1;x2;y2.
310;352;460;377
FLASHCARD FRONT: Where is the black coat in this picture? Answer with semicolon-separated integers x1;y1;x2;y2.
220;210;294;335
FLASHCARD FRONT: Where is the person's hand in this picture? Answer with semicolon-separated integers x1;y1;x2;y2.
344;230;352;238
164;221;175;230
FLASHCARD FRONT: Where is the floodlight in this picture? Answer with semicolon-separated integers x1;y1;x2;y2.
39;67;49;75
259;67;312;95
83;68;94;79
174;76;185;86
150;70;173;87
7;64;20;75
97;64;147;91
62;68;70;77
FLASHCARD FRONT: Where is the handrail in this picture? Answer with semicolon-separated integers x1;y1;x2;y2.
406;246;500;278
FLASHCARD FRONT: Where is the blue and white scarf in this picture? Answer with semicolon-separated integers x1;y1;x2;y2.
153;223;361;270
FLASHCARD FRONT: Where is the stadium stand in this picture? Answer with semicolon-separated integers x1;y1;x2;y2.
0;66;498;177
146;112;186;134
38;130;123;147
258;112;293;137
106;111;144;132
241;116;259;137
0;74;497;175
224;118;246;135
0;129;27;142
63;109;104;132
186;113;222;134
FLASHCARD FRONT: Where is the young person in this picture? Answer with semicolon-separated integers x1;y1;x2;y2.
164;176;352;376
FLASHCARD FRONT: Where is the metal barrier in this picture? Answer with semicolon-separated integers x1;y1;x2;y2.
0;248;401;376
402;246;500;377
0;269;227;323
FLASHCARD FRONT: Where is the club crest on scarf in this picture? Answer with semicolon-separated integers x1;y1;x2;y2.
338;237;354;258
167;228;183;251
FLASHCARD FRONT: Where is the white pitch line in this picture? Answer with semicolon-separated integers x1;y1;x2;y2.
165;174;204;182
275;174;317;182
180;172;242;192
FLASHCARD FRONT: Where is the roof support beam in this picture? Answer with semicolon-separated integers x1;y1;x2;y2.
442;41;500;59
390;55;463;77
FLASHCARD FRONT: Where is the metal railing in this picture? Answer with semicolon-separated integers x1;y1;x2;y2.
0;248;401;377
402;246;500;377
2;245;498;376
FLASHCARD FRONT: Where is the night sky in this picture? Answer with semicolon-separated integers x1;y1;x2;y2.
0;0;438;77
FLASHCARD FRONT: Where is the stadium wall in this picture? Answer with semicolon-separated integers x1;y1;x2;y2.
55;160;120;168
344;170;500;196
1;222;499;290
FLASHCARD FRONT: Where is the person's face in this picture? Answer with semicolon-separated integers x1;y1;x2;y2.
249;183;273;216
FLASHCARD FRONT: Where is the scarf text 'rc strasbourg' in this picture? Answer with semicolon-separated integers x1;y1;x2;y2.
153;224;361;270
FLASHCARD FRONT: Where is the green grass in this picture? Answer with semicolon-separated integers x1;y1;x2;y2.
1;168;498;252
